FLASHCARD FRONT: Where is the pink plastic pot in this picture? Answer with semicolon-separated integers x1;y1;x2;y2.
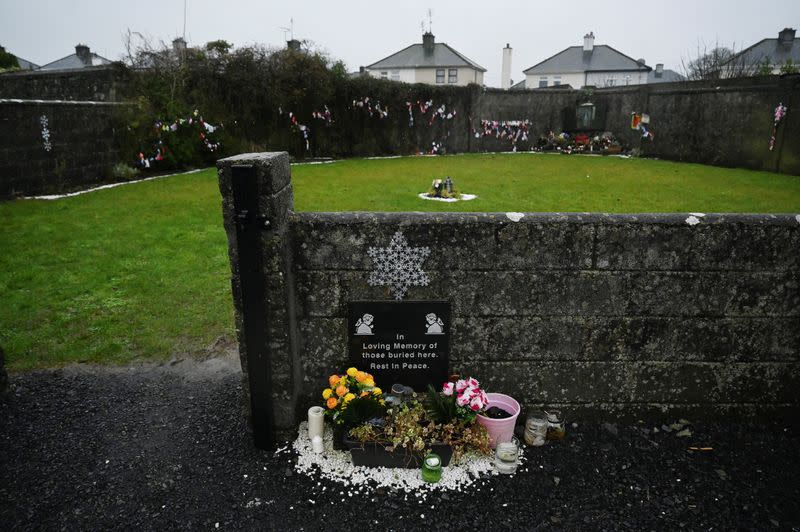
476;393;521;448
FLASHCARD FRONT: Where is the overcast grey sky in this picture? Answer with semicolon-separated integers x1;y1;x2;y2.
2;0;799;86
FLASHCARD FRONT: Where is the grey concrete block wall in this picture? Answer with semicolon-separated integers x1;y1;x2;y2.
218;152;800;438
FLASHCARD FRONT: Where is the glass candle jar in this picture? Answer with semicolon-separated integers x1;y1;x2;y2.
545;410;566;440
494;438;519;474
421;453;442;483
391;383;408;403
524;410;548;447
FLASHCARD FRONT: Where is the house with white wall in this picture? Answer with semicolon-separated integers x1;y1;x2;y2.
522;32;651;89
365;32;486;86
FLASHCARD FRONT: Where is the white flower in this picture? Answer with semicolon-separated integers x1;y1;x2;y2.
442;382;454;396
455;379;468;393
456;392;471;407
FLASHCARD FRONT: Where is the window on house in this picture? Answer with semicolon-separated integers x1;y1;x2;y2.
380;71;388;79
553;76;562;86
436;69;445;83
538;76;548;88
391;70;400;81
448;69;458;83
604;75;617;87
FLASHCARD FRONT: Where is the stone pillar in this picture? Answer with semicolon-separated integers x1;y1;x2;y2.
217;152;298;446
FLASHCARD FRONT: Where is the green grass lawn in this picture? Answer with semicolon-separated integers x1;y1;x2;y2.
2;153;799;370
293;153;800;212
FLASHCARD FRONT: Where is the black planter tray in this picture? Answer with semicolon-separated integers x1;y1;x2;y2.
343;436;453;468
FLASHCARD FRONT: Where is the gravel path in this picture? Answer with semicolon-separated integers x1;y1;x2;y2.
1;356;798;531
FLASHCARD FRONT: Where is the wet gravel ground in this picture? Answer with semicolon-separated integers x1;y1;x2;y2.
1;359;798;531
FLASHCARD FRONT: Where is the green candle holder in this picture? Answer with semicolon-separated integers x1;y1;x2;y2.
421;453;442;483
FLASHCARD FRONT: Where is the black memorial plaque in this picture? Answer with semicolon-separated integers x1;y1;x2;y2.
348;301;450;391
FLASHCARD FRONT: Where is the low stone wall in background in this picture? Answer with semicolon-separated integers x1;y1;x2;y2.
0;65;125;102
2;69;798;197
218;152;800;438
0;99;126;198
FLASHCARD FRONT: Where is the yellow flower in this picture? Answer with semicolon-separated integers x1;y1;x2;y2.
326;397;338;409
372;387;382;396
360;391;369;398
364;379;375;388
336;385;348;397
355;371;368;382
329;375;340;387
322;388;332;400
346;367;358;377
343;393;356;403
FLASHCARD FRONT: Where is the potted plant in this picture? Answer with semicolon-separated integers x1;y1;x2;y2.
321;367;385;450
476;390;521;448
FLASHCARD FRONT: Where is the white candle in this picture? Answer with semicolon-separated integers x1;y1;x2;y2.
312;435;324;454
307;406;325;441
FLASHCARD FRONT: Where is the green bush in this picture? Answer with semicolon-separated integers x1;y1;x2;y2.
110;163;140;181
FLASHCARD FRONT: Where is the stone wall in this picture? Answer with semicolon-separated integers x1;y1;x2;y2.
3;71;798;197
474;75;800;174
218;152;800;439
0;99;125;197
0;65;126;102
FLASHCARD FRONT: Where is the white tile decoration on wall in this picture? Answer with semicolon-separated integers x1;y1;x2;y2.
366;230;431;301
40;115;52;152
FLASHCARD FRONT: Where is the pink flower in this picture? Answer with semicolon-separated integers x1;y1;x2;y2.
456;392;471;407
442;382;454;396
466;377;480;389
469;395;484;411
455;379;468;393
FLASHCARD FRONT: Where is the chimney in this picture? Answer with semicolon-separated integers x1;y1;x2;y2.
655;63;664;77
287;39;301;51
501;43;512;89
423;32;435;54
75;44;91;64
583;31;595;53
778;27;796;47
172;37;187;55
359;66;366;74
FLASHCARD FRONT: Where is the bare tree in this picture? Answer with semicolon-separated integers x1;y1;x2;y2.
681;40;760;81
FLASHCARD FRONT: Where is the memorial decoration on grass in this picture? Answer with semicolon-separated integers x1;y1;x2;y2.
137;110;223;169
631;112;654;140
535;130;623;155
353;97;389;118
477;119;531;149
769;102;788;151
39;115;52;152
366;230;430;301
419;175;477;202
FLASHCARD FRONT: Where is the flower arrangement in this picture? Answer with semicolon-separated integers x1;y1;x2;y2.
432;377;489;424
349;398;491;462
322;367;385;426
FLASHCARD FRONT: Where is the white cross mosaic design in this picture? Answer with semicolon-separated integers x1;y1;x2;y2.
367;230;431;300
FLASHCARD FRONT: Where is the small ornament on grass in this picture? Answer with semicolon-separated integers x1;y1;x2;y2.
419;176;477;202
